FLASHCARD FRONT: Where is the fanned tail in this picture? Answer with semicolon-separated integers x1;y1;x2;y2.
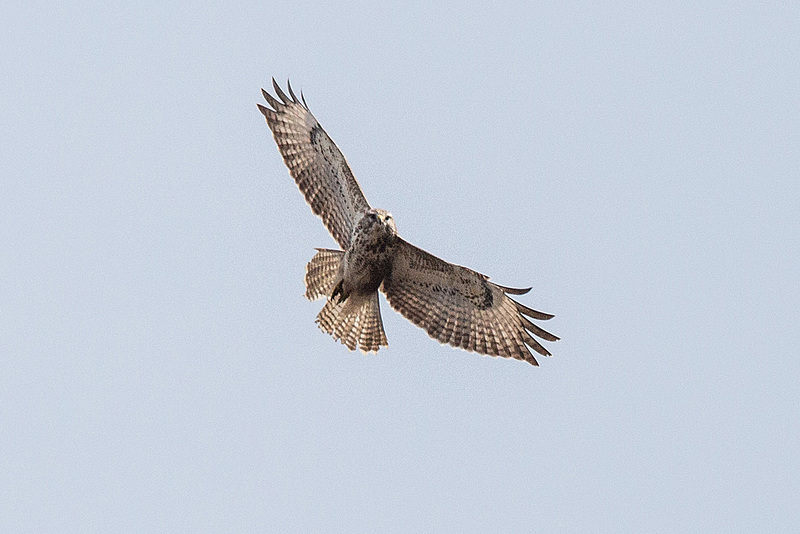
316;292;388;354
304;248;344;300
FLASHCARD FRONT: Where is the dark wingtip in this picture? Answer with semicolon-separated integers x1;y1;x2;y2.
524;333;551;358
287;79;299;103
261;88;281;110
521;315;560;342
523;346;540;365
512;298;555;320
495;283;532;295
272;79;291;104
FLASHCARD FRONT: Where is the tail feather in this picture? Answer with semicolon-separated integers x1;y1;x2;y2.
316;292;388;354
362;294;388;351
305;248;344;300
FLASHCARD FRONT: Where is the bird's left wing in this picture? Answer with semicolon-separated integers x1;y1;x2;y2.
258;79;371;249
382;239;558;366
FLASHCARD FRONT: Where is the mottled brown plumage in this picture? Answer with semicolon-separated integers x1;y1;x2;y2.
259;79;558;365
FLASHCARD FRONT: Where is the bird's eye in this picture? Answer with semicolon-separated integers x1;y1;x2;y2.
385;215;392;221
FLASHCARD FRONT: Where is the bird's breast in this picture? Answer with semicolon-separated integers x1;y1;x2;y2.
343;232;397;294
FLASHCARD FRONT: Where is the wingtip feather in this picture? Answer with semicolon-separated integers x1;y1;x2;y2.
520;315;560;342
517;341;541;365
287;79;299;103
256;103;270;118
512;298;555;320
261;88;281;111
495;283;532;295
524;332;551;358
273;79;291;104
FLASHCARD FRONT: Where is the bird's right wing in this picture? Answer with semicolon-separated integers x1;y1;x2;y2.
258;79;371;249
382;238;558;366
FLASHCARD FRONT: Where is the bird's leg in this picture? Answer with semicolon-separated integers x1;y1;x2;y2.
331;280;347;304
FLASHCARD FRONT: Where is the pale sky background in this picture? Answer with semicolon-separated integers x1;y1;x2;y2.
2;1;799;532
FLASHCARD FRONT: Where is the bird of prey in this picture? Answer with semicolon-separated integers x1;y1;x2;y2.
258;80;558;366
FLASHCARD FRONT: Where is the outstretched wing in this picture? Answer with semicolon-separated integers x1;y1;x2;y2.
258;79;371;249
382;239;558;366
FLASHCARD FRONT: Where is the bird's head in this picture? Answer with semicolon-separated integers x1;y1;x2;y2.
365;208;397;237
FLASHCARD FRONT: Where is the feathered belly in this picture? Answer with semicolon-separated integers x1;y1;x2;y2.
342;243;395;295
343;255;391;294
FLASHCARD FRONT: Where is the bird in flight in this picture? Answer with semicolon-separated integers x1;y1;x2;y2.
258;79;558;365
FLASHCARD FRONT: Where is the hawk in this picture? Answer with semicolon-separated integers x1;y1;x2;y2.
258;80;558;365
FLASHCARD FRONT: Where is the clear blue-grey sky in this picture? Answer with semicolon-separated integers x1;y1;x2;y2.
2;1;798;531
